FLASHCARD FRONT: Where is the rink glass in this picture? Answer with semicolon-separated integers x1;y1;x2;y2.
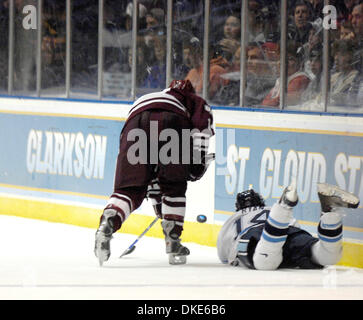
0;0;361;113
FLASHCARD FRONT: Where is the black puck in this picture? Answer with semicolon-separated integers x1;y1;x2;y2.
197;214;207;223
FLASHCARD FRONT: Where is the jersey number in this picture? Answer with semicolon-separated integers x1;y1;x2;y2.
234;209;269;239
250;209;269;224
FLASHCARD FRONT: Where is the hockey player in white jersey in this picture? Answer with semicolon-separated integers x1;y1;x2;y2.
217;183;360;270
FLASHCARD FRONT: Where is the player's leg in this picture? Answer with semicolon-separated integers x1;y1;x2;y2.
253;184;298;270
158;177;190;265
147;178;162;218
94;113;152;265
94;187;147;265
311;183;360;266
157;111;191;264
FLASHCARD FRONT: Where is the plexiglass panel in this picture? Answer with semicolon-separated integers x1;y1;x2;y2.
41;1;66;97
102;0;132;100
171;0;204;89
283;0;322;110
13;0;37;95
131;0;167;97
70;0;98;98
327;2;362;113
209;0;281;108
0;2;9;93
208;1;240;105
246;0;280;108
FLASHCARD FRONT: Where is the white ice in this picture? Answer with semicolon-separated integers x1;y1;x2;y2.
0;214;362;300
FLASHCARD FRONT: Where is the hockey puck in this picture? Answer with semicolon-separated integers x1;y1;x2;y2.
197;214;207;223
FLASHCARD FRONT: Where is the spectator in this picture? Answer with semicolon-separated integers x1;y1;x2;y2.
301;44;323;103
344;0;358;20
214;42;278;107
145;8;165;31
288;0;314;45
143;35;166;89
303;39;360;109
247;0;266;43
144;8;165;52
125;1;147;32
351;2;363;42
41;35;66;89
213;46;241;106
173;0;203;39
308;0;324;20
260;3;280;39
103;2;146;45
170;1;203;80
352;0;363;73
262;42;311;107
127;40;149;87
330;39;360;106
245;43;276;106
261;33;280;78
334;1;350;27
351;2;363;72
301;21;323;78
184;37;229;100
41;1;66;90
217;12;241;63
173;40;195;79
340;20;356;40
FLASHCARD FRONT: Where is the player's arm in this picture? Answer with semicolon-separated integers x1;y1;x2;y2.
188;97;214;181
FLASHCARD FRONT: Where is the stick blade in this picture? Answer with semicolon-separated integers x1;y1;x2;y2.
119;245;136;258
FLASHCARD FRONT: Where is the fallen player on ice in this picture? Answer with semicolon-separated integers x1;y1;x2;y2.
217;182;360;270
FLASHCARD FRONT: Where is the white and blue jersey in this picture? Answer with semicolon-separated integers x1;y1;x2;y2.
216;206;320;269
217;206;270;266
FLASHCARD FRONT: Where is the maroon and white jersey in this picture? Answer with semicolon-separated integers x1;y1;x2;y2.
127;88;214;135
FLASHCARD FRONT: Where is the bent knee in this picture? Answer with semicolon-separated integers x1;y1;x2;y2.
253;252;282;270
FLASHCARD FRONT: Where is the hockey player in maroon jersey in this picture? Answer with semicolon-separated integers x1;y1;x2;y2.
94;80;214;266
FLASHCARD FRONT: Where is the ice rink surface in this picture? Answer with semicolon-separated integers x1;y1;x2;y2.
1;215;363;300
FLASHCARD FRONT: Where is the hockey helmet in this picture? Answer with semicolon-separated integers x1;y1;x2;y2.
169;79;195;94
235;189;265;211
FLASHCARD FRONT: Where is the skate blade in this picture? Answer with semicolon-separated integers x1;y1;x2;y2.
318;183;360;207
95;245;109;267
169;254;187;265
97;251;109;267
98;257;104;267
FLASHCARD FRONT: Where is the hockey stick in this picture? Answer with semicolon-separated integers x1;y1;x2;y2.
119;216;159;258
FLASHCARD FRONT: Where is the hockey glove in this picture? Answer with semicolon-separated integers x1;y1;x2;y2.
188;153;215;181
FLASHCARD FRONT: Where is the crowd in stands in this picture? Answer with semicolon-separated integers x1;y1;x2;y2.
206;0;362;109
113;0;362;109
0;0;361;109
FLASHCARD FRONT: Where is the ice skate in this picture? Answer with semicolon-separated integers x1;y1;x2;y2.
94;209;119;266
279;181;298;208
166;238;190;265
317;183;360;213
94;228;112;267
162;220;190;265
